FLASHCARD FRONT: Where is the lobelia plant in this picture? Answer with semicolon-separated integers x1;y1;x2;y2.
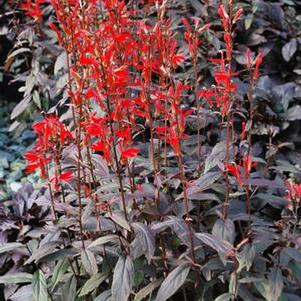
1;1;301;301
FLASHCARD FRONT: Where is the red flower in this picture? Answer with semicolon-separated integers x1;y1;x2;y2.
24;150;49;178
226;155;257;187
121;148;140;161
226;163;243;187
20;0;46;21
92;141;112;163
50;171;74;191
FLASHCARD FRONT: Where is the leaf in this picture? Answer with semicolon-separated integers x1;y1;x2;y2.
54;51;68;76
151;217;194;247
244;14;253;30
286;247;301;263
0;273;33;284
284;105;301;121
11;95;31;120
32;270;48;301
187;171;221;198
109;213;132;232
134;279;162;301
61;276;77;301
5;47;31;70
131;222;155;263
212;219;235;245
205;142;232;173
79;272;108;297
229;272;238;297
51;257;69;291
196;233;233;255
25;241;58;264
268;268;283;301
0;242;24;255
81;249;98;276
155;264;190;301
214;293;231;301
237;244;256;272
282;39;297;62
112;256;134;301
10;285;33;301
94;290;112;301
88;235;120;249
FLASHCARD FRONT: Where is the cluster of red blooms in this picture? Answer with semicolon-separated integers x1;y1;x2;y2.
24;115;73;189
22;0;266;214
20;0;46;21
197;4;241;117
47;0;193;167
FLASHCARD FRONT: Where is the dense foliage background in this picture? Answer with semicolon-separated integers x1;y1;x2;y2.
0;0;301;301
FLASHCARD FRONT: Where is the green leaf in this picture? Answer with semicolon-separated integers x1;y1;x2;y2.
61;276;77;301
112;256;134;301
51;257;69;291
0;273;33;284
109;213;132;232
245;14;253;30
88;235;120;249
134;279;162;301
286;247;301;263
212;219;235;245
82;249;98;276
131;222;155;263
187;171;221;198
282;39;297;62
214;293;231;301
284;105;301;121
11;95;31;120
268;268;283;301
32;270;48;301
0;242;24;255
25;241;58;264
229;272;238;297
79;272;108;297
196;233;233;255
54;51;68;76
94;290;112;301
155;264;190;301
237;244;256;272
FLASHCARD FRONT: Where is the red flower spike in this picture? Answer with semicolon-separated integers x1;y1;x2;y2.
246;48;252;68
240;121;247;140
233;8;244;24
49;22;63;44
242;154;257;178
286;180;301;202
218;4;229;30
253;52;263;80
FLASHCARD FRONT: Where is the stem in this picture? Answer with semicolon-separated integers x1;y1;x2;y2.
45;163;57;221
104;95;129;222
222;116;231;220
193;56;201;174
177;153;200;285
